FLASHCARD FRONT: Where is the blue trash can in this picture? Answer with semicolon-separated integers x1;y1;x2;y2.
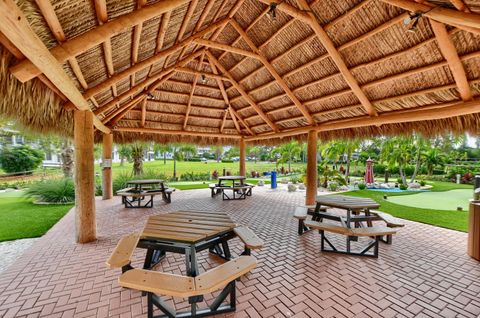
271;171;277;189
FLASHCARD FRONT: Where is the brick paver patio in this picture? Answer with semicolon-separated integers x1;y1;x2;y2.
0;186;479;318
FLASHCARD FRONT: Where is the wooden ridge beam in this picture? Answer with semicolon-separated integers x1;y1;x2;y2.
115;127;241;139
430;20;473;101
380;0;480;33
76;19;227;102
0;0;109;133
11;0;190;83
230;19;315;125
246;98;480;141
206;50;279;132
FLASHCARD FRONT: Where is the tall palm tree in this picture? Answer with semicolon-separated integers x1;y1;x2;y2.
381;137;414;185
130;142;145;176
423;148;446;176
273;141;301;172
154;144;172;164
180;144;197;161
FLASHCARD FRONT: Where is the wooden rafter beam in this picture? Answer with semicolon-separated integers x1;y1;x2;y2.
194;39;259;59
450;0;470;12
0;0;109;133
10;0;191;82
246;98;480;141
103;95;145;125
183;53;204;129
115;127;241;139
35;0;89;90
206;53;252;135
220;110;229;133
230;19;315;125
380;0;480;34
206;50;279;132
93;50;203;116
76;19;227;102
294;0;377;117
430;20;473;101
141;98;147;127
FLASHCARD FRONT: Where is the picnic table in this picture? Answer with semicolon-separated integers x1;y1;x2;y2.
118;179;174;208
210;176;253;200
305;195;397;257
138;210;238;276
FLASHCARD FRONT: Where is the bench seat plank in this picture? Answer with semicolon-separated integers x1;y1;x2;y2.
351;226;397;237
294;207;308;220
195;256;257;294
106;233;140;269
370;211;405;228
119;270;196;298
304;220;351;235
234;227;264;249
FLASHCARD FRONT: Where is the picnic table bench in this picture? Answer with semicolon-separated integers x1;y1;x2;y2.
293;195;403;257
209;176;254;200
117;179;175;208
106;210;263;318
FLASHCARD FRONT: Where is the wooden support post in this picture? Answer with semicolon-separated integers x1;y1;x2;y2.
239;138;246;177
102;133;113;200
74;110;96;243
306;130;318;206
468;200;480;261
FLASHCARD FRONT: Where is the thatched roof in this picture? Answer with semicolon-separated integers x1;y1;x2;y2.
1;0;480;145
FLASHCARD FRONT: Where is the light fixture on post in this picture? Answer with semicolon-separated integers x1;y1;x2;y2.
268;2;277;20
147;92;155;100
403;12;423;33
201;74;206;84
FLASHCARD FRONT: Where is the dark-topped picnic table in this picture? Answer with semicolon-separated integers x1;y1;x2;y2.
295;195;401;257
209;176;254;200
117;179;175;208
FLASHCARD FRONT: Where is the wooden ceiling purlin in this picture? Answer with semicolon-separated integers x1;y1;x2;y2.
74;19;228;106
115;127;241;139
103;95;146;125
10;0;191;83
380;0;480;34
154;89;224;105
93;50;205;116
246;98;480;141
0;0;110;134
206;50;279;133
229;19;315;125
194;39;259;59
174;67;230;82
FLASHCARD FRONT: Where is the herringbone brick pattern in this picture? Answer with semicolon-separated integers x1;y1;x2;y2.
0;186;479;318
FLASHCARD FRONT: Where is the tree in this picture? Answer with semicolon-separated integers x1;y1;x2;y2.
154;144;172;164
273;141;301;172
248;146;262;164
117;144;132;167
381;137;414;185
423;148;446;176
130;142;145;176
410;135;427;183
0;145;44;174
171;144;183;180
61;138;74;178
180;144;197;161
211;145;223;162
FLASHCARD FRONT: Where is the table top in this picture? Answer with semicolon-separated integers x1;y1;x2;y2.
218;176;246;181
141;210;237;243
316;195;380;210
128;179;164;185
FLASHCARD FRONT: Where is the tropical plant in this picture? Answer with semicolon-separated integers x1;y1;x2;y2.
0;145;44;173
61;138;74;178
117;144;132;167
273;141;302;172
130;142;145;176
423;148;446;176
24;178;75;203
357;182;366;190
380;137;414;186
180;144;197;161
154;144;172;164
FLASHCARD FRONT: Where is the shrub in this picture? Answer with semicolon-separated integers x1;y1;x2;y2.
24;178;75;203
290;175;301;184
113;171;133;193
373;164;387;174
212;170;219;179
357;183;366;190
180;172;210;181
221;159;233;163
0;145;44;173
420;180;426;186
399;184;408;190
328;182;338;192
188;157;202;162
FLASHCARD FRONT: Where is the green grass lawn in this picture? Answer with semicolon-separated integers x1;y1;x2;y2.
342;181;471;232
0;191;73;242
96;160;306;178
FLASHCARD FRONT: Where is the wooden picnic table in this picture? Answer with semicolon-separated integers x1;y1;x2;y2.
215;176;253;200
127;179;164;191
138;210;237;276
217;176;246;186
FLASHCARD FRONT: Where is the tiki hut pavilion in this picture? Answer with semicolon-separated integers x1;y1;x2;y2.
1;0;480;243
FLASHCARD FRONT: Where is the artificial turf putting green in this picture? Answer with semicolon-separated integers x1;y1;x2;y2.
388;189;472;211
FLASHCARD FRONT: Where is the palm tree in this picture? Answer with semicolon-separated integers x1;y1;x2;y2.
423;148;446;176
273;141;301;172
117;144;131;167
61;138;74;178
130;142;145;176
410;135;427;183
180;144;197;161
211;145;223;162
381;137;414;186
322;139;359;181
154;144;172;164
